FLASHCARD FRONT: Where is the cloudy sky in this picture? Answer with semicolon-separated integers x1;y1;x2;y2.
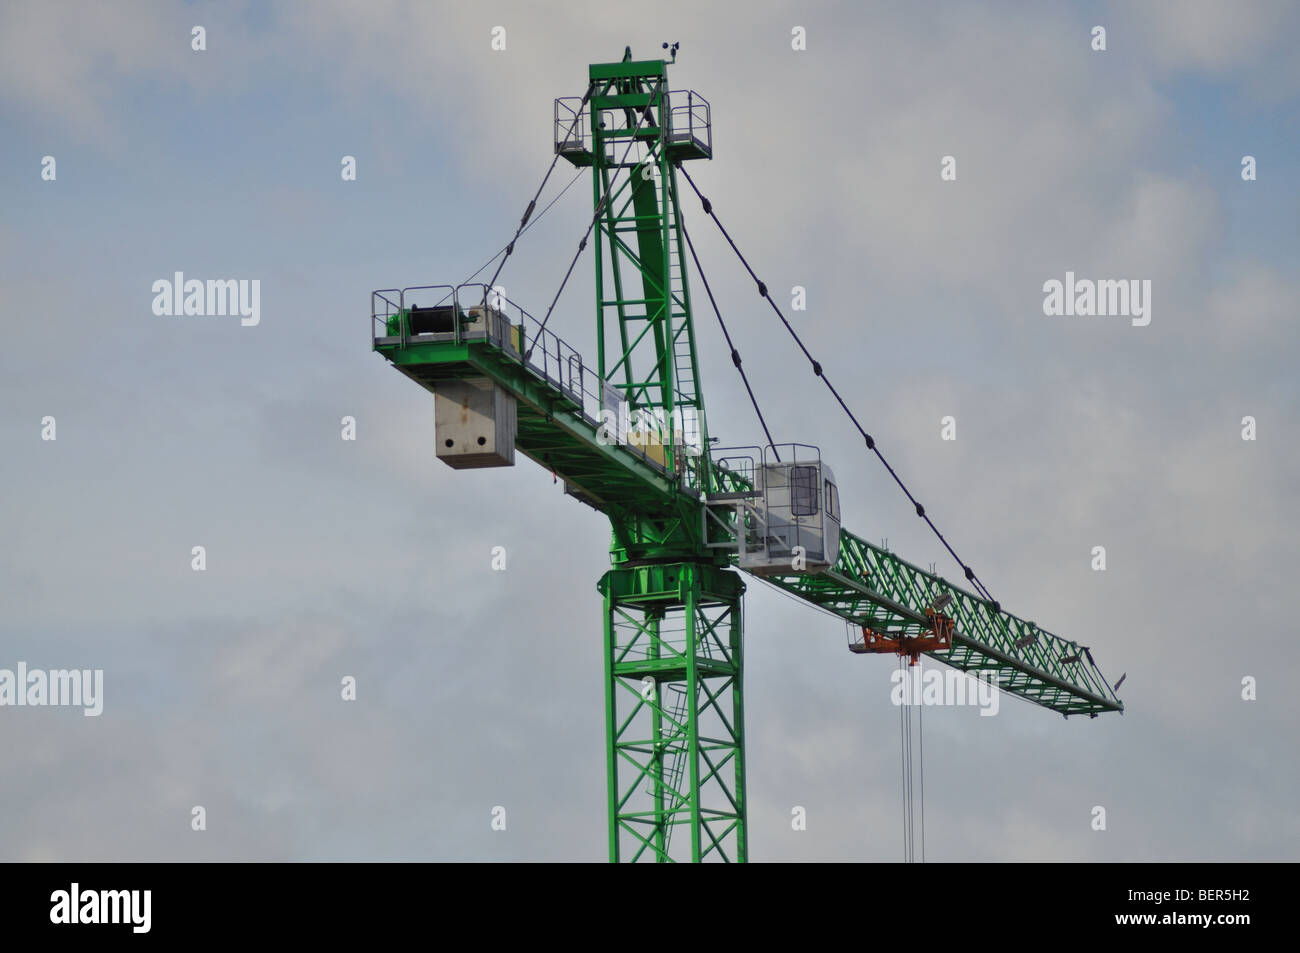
1;0;1296;861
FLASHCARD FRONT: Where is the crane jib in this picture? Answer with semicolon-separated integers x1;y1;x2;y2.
758;528;1124;716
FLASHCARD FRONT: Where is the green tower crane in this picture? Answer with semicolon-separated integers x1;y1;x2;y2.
369;49;1124;863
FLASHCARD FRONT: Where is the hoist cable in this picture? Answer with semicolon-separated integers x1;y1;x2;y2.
919;699;926;863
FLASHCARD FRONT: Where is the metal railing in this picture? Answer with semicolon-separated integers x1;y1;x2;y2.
710;448;760;496
665;89;711;155
554;89;711;161
702;447;759;552
373;283;733;484
371;285;460;348
554;96;590;155
370;288;403;347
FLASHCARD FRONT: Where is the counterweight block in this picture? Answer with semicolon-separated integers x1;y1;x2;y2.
433;378;517;469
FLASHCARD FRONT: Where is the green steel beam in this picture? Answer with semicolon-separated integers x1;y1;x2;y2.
381;340;683;513
590;59;667;81
758;528;1124;716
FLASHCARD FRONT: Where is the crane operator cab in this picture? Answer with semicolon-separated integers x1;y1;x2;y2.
731;445;841;576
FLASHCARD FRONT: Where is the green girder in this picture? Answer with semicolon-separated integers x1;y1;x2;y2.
762;529;1123;716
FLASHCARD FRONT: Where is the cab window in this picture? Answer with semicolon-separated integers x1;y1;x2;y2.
825;480;839;520
791;466;818;517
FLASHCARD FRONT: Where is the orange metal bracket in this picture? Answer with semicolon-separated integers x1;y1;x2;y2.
855;608;953;665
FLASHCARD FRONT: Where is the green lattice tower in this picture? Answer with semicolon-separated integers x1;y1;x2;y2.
600;563;745;862
589;54;708;470
562;51;743;861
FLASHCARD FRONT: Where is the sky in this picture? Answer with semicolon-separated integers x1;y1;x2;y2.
1;0;1297;862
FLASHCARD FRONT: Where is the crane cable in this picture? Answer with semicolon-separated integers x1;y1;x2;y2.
677;164;1002;611
678;211;780;457
445;167;586;296
528;78;665;358
899;658;927;863
904;655;915;863
484;81;598;296
440;82;598;305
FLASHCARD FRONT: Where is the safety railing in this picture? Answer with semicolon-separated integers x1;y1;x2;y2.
373;282;735;485
471;285;599;420
478;286;704;481
710;448;760;496
664;89;711;156
702;446;762;552
554;96;590;156
371;285;463;348
370;289;403;348
556;88;710;164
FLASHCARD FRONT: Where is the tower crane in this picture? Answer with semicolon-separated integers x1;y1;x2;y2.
368;48;1124;863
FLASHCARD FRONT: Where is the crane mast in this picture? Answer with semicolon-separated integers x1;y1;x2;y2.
568;50;744;862
369;49;1123;863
